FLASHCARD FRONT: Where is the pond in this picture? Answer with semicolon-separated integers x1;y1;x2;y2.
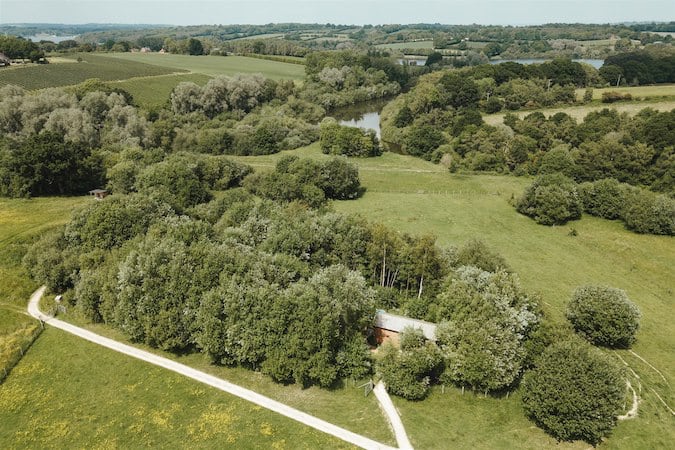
332;97;391;139
490;58;605;69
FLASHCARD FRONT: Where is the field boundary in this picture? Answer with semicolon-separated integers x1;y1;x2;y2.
0;314;43;384
27;286;400;450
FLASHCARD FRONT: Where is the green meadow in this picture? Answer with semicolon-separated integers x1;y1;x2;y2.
0;328;352;450
375;40;435;49
0;53;180;90
114;73;213;110
484;99;675;125
107;53;306;80
232;143;675;449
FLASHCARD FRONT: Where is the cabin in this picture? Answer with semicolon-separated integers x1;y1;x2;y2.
88;189;109;200
373;310;437;345
0;53;11;67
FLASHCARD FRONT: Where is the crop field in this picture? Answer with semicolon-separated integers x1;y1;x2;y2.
0;54;181;90
575;84;675;101
107;53;306;80
232;144;674;448
483;100;675;125
0;328;349;450
114;73;213;110
375;40;435;49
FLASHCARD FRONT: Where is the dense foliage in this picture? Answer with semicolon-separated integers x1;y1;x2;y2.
319;119;381;157
521;339;626;445
566;285;641;348
243;155;362;207
516;173;582;226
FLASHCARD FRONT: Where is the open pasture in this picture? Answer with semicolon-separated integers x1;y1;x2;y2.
375;40;435;49
484;100;675;125
0;53;180;90
114;73;213;109
0;328;350;449
107;53;305;80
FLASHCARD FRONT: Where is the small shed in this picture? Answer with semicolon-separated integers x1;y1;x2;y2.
374;310;437;345
88;189;109;200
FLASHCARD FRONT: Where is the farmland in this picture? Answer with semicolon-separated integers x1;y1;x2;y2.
114;73;213;110
484;99;675;125
575;84;675;101
375;40;435;49
0;54;180;90
107;53;306;80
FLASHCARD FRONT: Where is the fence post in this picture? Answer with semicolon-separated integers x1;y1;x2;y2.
19;346;23;356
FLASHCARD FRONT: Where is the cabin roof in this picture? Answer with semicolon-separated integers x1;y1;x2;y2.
374;310;437;341
89;189;108;194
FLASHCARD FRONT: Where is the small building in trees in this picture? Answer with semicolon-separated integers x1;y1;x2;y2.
0;53;10;67
88;189;109;200
374;310;437;345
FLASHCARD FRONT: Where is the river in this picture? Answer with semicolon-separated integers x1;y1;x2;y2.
332;97;391;139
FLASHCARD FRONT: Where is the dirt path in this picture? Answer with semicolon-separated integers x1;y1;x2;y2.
373;381;414;449
28;287;399;450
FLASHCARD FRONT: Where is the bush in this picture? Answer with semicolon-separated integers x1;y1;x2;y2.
516;173;582;225
521;339;626;445
376;340;444;400
578;178;625;220
601;91;633;103
566;285;640;348
320;121;381;157
622;189;675;235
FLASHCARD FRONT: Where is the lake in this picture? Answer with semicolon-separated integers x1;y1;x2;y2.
332;97;391;139
490;58;605;69
28;34;78;43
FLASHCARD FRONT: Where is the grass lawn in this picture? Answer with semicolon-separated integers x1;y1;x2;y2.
0;54;180;90
114;73;213;110
483;100;675;125
107;53;305;80
0;328;353;450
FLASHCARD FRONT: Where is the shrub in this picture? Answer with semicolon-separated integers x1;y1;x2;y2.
319;121;381;157
516;173;582;225
566;285;640;348
601;91;632;103
521;339;626;445
578;178;625;220
622;189;675;235
376;340;443;400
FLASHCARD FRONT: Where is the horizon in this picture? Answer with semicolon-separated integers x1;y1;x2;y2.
2;1;674;27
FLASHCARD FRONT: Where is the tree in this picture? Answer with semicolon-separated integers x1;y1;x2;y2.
516;173;582;225
404;124;447;160
187;38;204;56
566;285;640;348
521;339;626;445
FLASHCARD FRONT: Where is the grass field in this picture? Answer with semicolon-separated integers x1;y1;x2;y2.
0;197;88;313
114;73;213;110
375;40;434;49
0;328;351;449
107;53;305;80
484;100;675;125
0;54;181;90
575;84;675;101
232;143;675;449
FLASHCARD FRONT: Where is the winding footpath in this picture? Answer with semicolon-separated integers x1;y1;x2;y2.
27;287;411;450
